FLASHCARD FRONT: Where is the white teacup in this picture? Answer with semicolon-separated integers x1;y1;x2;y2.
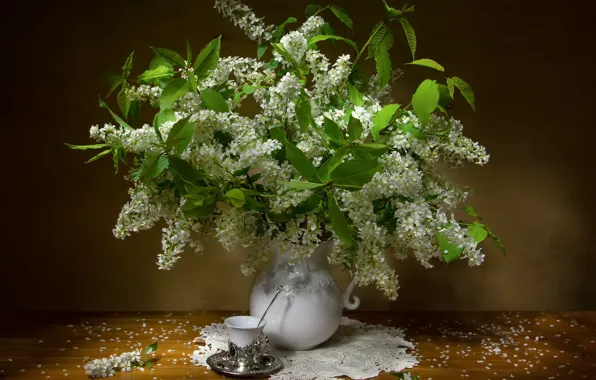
224;316;266;348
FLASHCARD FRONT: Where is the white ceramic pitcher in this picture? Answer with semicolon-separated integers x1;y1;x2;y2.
249;241;359;350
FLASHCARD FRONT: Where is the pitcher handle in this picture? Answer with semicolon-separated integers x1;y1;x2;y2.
342;278;360;310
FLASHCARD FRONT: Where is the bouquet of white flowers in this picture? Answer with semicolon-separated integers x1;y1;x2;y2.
69;0;504;299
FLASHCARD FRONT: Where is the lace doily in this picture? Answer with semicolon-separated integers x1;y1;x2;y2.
190;317;418;380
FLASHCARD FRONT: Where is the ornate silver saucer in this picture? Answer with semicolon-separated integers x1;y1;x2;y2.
206;350;283;378
207;287;284;377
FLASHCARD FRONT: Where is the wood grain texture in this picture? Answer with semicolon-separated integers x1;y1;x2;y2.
0;312;595;379
2;0;596;313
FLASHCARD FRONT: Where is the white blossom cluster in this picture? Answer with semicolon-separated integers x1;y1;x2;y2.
278;31;308;64
125;85;162;103
203;57;275;91
83;349;142;378
158;213;204;270
113;184;177;239
214;0;274;43
298;16;325;40
85;0;494;299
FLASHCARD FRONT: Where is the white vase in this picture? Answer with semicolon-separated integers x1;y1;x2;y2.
249;241;359;351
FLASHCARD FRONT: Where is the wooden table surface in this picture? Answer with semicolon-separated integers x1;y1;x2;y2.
0;311;595;379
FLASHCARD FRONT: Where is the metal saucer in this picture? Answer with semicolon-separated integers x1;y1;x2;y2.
207;351;283;378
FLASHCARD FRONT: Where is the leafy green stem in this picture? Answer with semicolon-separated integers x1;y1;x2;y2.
351;22;385;72
313;5;330;17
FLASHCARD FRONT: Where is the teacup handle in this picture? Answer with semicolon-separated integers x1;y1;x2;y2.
342;278;360;310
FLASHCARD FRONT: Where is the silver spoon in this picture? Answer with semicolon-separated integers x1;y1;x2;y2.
257;285;284;327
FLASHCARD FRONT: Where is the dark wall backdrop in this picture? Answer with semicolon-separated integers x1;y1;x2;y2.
2;0;595;311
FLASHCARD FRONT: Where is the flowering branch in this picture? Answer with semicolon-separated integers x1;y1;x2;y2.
68;0;504;300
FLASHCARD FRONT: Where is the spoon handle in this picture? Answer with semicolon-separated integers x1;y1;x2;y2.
258;285;283;327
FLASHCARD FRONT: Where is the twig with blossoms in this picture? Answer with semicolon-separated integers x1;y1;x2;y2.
83;342;158;378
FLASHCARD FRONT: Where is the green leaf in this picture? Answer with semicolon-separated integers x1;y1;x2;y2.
145;342;158;355
267;212;292;223
111;147;125;174
446;78;455;99
272;17;298;42
151;155;169;179
233;92;242;105
293;194;322;214
412;79;439;125
105;73;124;98
65;143;108;150
137;66;174;83
348;83;364;107
370;22;388;48
305;4;321;18
153;109;176;143
129;101;140;127
324;117;344;144
201;88;229;113
372;103;400;141
330;5;353;30
491;234;506;255
401;123;426;140
194;36;221;80
437;84;453;109
183;198;217;218
242;85;257;95
407;58;445;72
151;47;185;67
347;114;363;142
269;127;288;145
149;55;173;70
117;84;131;118
295;99;313;133
160;78;191;110
318;146;351;182
98;96;132;130
323;22;335;36
86;149;112;163
437;232;463;263
282;181;326;190
375;40;391;89
186;39;193;64
134;155;169;184
378;27;394;51
285;143;321;182
356;143;388;157
168;157;204;183
464;205;481;218
398;17;416;59
308;35;357;50
467;222;488;243
257;43;268;60
244;196;267;212
353;147;376;160
382;0;402;18
122;51;134;78
327;191;356;247
165;117;196;151
233;167;250;177
331;159;380;188
271;43;297;66
225;189;246;208
450;76;476;111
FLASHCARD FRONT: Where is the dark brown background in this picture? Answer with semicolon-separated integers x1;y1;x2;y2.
2;0;595;311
